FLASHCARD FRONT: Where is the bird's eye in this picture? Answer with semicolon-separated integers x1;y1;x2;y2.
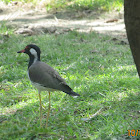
25;46;30;50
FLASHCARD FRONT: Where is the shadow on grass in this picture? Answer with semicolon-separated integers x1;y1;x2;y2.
0;87;139;139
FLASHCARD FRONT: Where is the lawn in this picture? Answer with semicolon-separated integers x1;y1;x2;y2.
0;27;140;139
2;0;123;11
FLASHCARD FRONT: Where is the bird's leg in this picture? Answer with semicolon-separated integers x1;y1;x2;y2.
38;91;42;127
46;92;51;128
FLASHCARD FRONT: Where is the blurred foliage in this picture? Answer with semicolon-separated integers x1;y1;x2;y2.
2;0;124;11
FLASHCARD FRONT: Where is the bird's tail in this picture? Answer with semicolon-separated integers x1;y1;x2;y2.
70;91;80;96
61;84;80;96
64;90;80;97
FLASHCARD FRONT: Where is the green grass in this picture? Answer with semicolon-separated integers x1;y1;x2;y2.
2;0;124;11
46;0;123;11
0;27;140;139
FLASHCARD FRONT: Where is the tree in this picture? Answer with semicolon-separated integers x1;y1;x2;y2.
124;0;140;77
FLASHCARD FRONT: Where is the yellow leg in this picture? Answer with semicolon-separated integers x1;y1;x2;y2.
38;91;42;127
46;92;51;128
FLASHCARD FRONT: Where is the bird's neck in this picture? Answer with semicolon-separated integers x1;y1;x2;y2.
28;54;40;68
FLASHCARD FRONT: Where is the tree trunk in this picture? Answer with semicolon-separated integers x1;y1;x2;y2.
124;0;140;77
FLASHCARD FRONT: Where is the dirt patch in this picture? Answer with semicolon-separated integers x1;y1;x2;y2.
0;2;126;40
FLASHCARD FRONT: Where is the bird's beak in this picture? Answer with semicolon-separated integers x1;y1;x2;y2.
17;49;25;53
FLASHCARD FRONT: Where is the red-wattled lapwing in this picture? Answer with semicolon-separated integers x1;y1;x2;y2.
17;44;80;128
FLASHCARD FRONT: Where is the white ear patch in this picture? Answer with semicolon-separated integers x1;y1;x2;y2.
30;48;37;56
30;48;38;63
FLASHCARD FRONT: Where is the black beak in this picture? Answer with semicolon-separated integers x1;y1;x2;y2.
17;49;25;53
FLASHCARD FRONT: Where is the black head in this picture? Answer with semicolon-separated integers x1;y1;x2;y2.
17;44;41;67
17;44;41;56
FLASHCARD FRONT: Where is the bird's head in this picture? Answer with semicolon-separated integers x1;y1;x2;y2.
17;44;41;67
17;44;41;56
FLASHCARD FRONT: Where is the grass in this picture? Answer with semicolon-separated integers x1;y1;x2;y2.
0;26;140;139
46;0;123;11
2;0;124;11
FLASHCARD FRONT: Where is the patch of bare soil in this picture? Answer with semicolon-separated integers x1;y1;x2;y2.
0;2;127;42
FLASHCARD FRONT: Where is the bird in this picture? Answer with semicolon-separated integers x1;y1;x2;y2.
17;44;80;128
